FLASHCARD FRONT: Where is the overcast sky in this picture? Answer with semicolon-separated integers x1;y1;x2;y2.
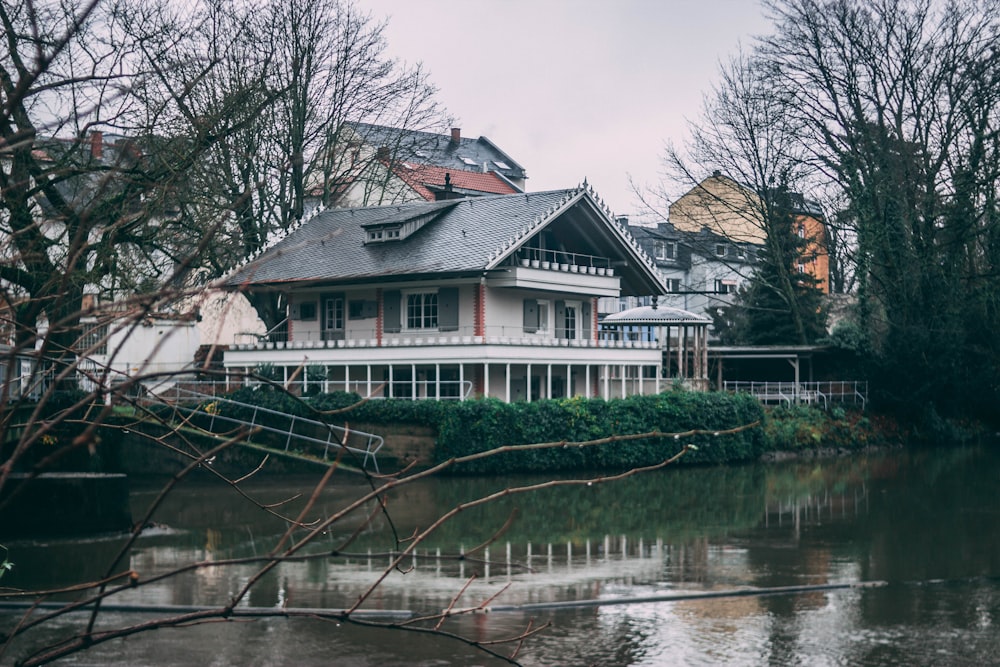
362;0;772;220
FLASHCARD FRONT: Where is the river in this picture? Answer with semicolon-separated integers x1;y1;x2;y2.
3;443;1000;665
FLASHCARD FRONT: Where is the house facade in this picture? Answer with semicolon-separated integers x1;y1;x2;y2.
311;123;526;211
599;221;759;326
223;185;685;401
668;172;830;294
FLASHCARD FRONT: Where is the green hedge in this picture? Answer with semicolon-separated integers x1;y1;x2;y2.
210;388;764;474
433;393;765;473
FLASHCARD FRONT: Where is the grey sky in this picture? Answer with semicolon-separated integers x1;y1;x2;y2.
363;0;772;219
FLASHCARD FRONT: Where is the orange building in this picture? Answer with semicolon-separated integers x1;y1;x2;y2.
669;172;829;294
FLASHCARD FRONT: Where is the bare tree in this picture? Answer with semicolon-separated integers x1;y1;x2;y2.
0;0;276;378
760;0;1000;415
182;0;450;334
659;51;828;344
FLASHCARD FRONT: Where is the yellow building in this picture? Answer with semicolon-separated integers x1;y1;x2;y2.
669;172;829;294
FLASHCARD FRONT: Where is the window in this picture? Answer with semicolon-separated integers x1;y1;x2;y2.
366;226;400;242
80;322;109;355
564;305;577;340
406;292;438;329
798;224;806;238
715;244;727;257
714;279;737;294
299;302;317;321
324;297;344;335
349;300;377;320
537;300;549;333
654;241;676;261
665;278;681;292
797;263;806;273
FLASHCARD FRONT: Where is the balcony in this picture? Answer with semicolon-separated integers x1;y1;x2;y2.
232;324;660;352
489;248;620;296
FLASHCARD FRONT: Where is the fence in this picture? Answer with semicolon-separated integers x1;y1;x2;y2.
145;387;384;472
724;380;868;409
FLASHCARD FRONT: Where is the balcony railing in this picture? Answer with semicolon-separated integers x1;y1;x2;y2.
508;247;614;274
233;324;661;351
724;380;868;408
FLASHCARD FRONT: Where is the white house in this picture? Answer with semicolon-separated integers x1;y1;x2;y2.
223;184;697;401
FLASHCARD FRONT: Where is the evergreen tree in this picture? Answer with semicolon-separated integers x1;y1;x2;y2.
713;187;828;345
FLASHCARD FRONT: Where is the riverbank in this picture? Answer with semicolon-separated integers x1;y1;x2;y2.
41;388;991;478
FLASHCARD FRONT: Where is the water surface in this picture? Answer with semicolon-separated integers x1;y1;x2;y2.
3;444;999;665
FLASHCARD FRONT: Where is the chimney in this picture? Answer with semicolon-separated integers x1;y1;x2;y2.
435;172;461;201
90;130;103;159
376;146;390;161
450;127;461;144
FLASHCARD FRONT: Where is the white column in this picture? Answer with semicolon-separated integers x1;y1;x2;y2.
546;364;552;399
459;363;465;401
388;364;394;398
366;365;372;397
621;364;626;398
411;363;417;399
484;363;490;399
526;363;532;402
585;364;591;398
566;364;572;397
344;364;349;394
435;363;441;400
505;363;511;403
603;364;609;400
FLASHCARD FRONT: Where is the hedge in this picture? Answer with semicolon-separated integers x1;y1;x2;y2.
208;387;765;474
432;393;766;473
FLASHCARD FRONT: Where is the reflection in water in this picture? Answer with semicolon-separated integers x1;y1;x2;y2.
3;445;1000;665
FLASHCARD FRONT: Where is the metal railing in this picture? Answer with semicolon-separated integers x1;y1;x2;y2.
724;380;868;409
148;387;384;472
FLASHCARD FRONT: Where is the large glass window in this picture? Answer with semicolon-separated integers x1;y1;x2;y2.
80;322;109;355
406;292;438;329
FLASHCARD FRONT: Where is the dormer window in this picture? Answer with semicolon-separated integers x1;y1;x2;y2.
366;225;402;243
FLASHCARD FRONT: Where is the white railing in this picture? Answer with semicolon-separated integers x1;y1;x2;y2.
724;380;868;408
230;327;661;351
147;387;384;472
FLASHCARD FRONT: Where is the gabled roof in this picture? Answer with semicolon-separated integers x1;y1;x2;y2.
393;163;518;200
346;122;527;182
227;186;667;296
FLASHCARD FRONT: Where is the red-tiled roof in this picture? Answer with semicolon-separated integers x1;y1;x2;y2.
394;162;518;200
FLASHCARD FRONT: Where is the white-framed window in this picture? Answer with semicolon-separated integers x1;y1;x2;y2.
715;244;727;257
80;322;109;355
564;304;578;340
665;278;681;292
714;279;738;294
406;291;438;330
324;297;344;334
654;241;676;261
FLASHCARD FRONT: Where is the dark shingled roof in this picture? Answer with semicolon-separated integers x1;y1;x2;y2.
347;122;526;182
227;190;580;287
